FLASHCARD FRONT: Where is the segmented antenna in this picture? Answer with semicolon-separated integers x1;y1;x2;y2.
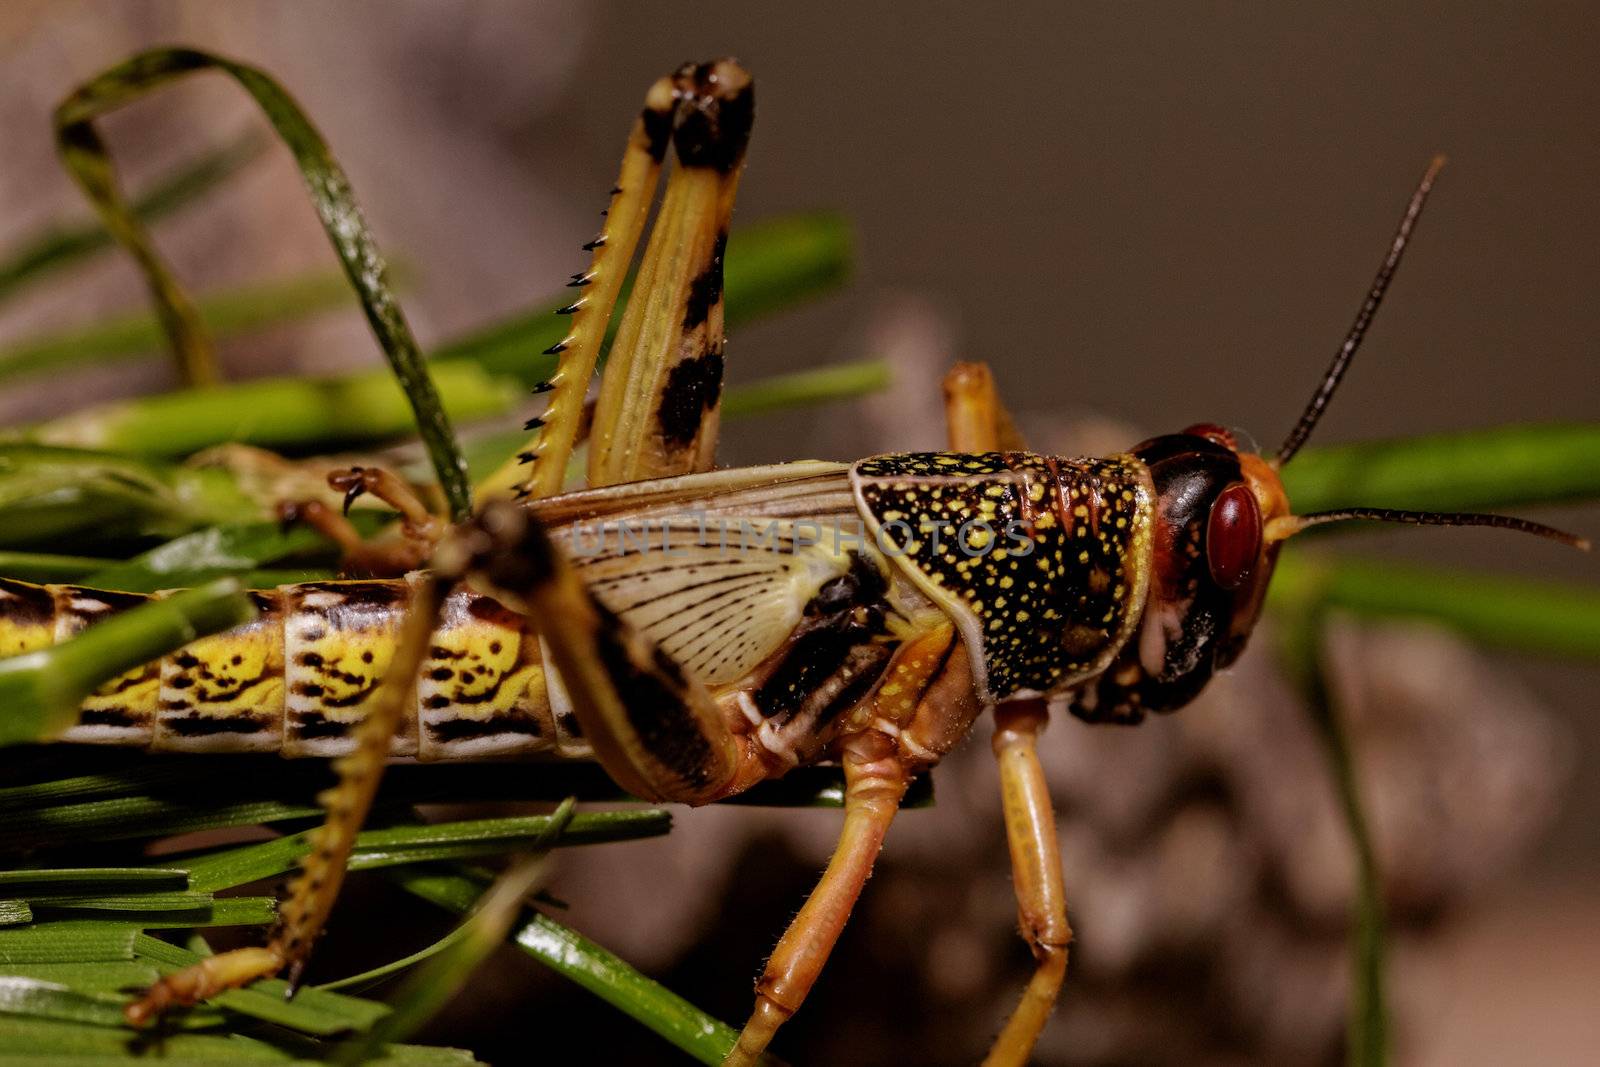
1267;507;1590;550
1275;155;1448;467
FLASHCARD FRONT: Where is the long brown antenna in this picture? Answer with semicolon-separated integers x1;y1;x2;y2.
1266;507;1590;550
1274;155;1448;467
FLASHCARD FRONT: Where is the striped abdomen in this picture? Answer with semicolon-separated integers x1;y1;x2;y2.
0;576;584;761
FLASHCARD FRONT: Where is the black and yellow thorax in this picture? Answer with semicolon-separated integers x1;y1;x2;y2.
850;451;1155;703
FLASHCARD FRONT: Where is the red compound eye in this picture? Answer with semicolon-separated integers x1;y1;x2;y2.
1206;482;1262;590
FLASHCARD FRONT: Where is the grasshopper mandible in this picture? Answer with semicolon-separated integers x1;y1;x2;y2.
0;57;1586;1066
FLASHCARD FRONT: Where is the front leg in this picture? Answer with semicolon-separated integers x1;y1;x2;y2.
279;464;442;576
726;729;909;1067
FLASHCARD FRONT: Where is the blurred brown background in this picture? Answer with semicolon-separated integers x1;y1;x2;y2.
1;3;1596;1064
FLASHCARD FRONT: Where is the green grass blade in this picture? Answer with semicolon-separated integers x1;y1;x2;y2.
0;796;319;852
0;553;111;584
0;962;159;995
0;871;187;894
0;131;264;306
0;271;359;384
0;976;130;1027
0;926;136;965
1270;553;1600;660
0;580;257;746
1284;423;1600;512
0;1015;296;1060
55;47;472;516
73;897;275;929
311;924;468;997
0;762;201;810
0;445;255;549
27;363;517;462
720;360;891;421
26;892;215;914
183;809;670;893
394;868;778;1067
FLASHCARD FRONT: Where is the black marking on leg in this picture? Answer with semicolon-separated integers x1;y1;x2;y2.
669;60;754;173
656;348;724;449
590;600;715;789
683;230;728;331
642;106;673;162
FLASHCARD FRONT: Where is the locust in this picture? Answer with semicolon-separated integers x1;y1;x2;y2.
0;57;1588;1067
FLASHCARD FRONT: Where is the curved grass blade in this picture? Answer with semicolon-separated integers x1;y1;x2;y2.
0;130;264;306
394;867;784;1067
55;47;472;518
333;802;575;1061
336;858;549;1064
0;579;256;746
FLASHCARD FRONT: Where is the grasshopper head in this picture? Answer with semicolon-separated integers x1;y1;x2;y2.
1066;425;1289;722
